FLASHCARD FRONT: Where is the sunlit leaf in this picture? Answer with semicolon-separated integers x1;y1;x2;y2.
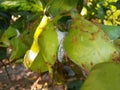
38;22;58;65
63;14;119;72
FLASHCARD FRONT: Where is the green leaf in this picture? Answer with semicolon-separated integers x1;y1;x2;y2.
14;58;23;64
40;0;50;8
24;21;58;73
80;62;120;90
63;15;119;72
0;26;17;46
101;25;120;40
113;39;120;51
67;80;83;90
0;0;43;12
11;16;27;31
38;23;58;65
26;51;49;72
10;37;28;62
20;30;33;47
46;0;80;17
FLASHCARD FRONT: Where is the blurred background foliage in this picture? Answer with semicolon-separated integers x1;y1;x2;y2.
81;0;120;25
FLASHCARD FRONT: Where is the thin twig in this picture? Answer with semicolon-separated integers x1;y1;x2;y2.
31;76;42;90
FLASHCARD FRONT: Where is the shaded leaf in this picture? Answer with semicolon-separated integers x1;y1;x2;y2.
46;0;80;17
101;25;120;40
10;37;28;62
57;16;71;31
40;0;50;8
67;80;83;90
0;26;17;46
80;62;120;90
77;0;83;13
0;12;11;31
0;47;7;60
14;58;23;64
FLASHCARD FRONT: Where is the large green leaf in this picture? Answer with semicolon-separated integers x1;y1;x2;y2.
101;25;120;40
63;14;119;72
24;21;58;73
80;62;120;90
38;23;58;65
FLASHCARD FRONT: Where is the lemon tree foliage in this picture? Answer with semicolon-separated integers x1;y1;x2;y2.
81;62;120;90
24;21;58;73
63;14;119;73
0;0;120;89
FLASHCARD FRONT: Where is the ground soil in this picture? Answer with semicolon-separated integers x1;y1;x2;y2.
0;64;38;90
0;63;66;90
